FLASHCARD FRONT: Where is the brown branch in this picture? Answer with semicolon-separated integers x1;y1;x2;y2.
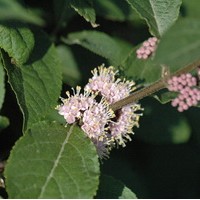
110;60;200;111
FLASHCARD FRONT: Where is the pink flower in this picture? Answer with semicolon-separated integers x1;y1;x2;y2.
109;104;143;147
136;37;158;59
56;86;96;124
91;138;113;159
85;65;135;104
86;65;143;147
81;99;114;140
57;65;143;158
167;73;200;112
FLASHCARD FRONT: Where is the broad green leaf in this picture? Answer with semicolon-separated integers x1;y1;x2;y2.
155;19;200;72
69;0;98;27
2;28;62;131
0;59;5;110
5;121;100;198
136;98;191;144
0;116;9;132
56;45;81;86
126;0;182;37
121;46;161;85
0;24;34;65
63;30;132;66
96;175;137;199
0;0;44;25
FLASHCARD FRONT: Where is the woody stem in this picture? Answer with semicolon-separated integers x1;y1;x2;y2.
110;60;200;111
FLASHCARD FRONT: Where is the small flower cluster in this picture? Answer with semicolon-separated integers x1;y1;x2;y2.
57;64;143;158
136;37;158;59
85;65;143;148
167;73;200;112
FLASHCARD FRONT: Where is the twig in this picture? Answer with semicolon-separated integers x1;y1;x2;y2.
110;60;200;111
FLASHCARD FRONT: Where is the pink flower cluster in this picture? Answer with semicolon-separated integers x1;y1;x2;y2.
167;73;200;112
85;65;143;147
57;64;143;158
136;37;158;59
85;66;135;104
58;86;96;124
109;105;141;147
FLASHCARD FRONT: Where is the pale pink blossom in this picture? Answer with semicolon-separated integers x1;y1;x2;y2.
167;73;200;112
81;99;114;140
85;65;135;104
56;86;96;124
136;37;158;59
109;104;143;147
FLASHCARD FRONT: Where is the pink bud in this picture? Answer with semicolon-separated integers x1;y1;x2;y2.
178;107;184;112
143;41;150;47
182;104;189;110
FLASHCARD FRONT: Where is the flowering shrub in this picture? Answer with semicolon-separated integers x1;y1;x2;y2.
57;65;142;158
0;0;200;199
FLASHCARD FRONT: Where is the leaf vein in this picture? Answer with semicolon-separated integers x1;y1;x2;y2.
38;124;75;198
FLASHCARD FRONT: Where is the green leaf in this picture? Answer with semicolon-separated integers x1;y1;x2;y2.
0;115;9;132
96;175;137;199
126;0;182;37
2;28;62;131
136;98;191;144
69;0;98;27
56;45;81;86
0;24;34;65
0;0;44;25
53;0;75;33
5;121;100;198
155;19;200;72
121;46;161;85
182;0;200;19
153;89;177;104
94;0;141;22
63;30;132;66
0;59;5;110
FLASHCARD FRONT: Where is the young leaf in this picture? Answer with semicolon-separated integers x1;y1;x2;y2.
96;174;137;199
63;30;131;66
155;19;200;72
69;0;98;27
126;0;182;37
153;89;177;104
0;24;34;65
5;121;100;198
0;0;44;25
1;28;62;131
0;60;5;110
